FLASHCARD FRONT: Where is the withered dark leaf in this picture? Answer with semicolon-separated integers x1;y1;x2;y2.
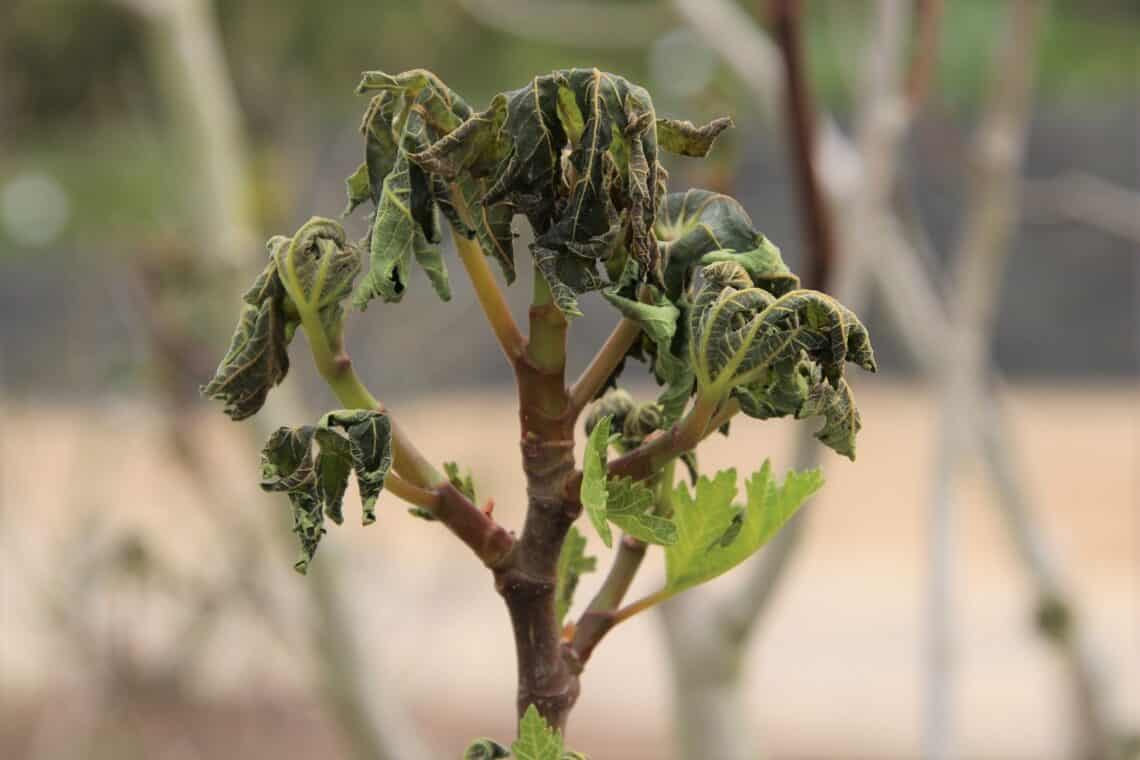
201;254;296;421
656;189;799;300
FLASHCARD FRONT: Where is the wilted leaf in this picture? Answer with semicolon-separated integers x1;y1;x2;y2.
688;262;876;397
257;411;392;573
272;218;361;336
580;415;613;547
354;108;451;306
798;377;863;460
605;477;677;546
656;189;799;300
656;116;734;157
513;705;564;760
555;525;596;626
663;462;823;597
322;410;393;524
201;255;296;421
260;426;323;573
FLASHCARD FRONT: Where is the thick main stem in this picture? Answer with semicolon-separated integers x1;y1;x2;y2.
495;270;581;731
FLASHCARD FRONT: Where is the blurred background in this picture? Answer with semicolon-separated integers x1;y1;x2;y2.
0;0;1136;758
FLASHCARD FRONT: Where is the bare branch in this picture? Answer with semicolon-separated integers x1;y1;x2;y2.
454;0;667;49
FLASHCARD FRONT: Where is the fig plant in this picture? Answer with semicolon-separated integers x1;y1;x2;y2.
202;68;875;756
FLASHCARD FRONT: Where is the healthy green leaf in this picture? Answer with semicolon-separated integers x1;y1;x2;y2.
201;253;298;420
656;116;734;157
513;705;563;760
555;525;596;626
663;462;823;597
580;415;613;547
464;738;511;760
605;477;677;546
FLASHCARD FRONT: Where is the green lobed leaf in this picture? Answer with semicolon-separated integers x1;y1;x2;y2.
201;254;296;421
656;116;734;157
464;738;511;760
580;415;613;547
512;705;564;760
605;477;677;546
555;525;597;626
663;462;823;597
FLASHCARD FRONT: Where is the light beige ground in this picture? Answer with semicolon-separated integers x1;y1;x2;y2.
2;379;1136;759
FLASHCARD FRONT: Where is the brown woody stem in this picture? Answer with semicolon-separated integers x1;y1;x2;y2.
490;268;582;731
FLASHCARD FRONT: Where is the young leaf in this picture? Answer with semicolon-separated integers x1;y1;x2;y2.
201;255;296;421
663;462;823;597
272;218;361;336
513;705;564;760
656;116;734;157
580;415;613;547
555;525;597;626
464;738;511;760
444;461;477;502
605;477;677;546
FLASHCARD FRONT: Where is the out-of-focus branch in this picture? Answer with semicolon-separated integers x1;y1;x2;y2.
120;2;438;758
1025;171;1140;245
768;0;836;291
906;0;944;114
453;0;667;49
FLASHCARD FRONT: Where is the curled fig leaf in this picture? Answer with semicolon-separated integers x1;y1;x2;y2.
656;189;799;300
259;410;393;573
201;252;297;421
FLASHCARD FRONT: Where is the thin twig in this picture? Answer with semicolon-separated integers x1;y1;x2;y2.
452;226;526;363
567;317;642;416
